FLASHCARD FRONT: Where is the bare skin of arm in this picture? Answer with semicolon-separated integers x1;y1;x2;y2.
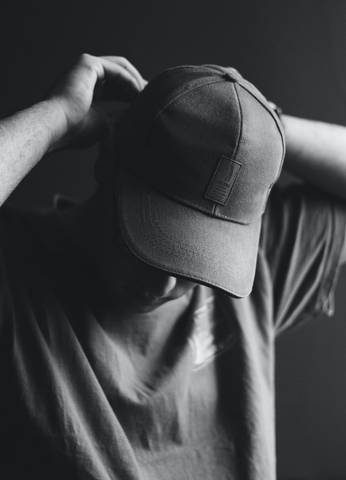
281;114;346;261
282;114;346;200
1;63;346;260
0;54;146;206
0;101;65;205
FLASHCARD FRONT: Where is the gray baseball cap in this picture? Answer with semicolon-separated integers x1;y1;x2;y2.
116;65;285;297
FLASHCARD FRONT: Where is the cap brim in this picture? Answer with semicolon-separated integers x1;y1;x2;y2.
118;166;261;298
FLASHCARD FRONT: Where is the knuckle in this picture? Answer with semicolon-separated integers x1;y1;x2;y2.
117;56;128;65
78;54;100;76
79;53;92;65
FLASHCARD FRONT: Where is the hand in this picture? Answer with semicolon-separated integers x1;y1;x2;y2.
46;54;147;151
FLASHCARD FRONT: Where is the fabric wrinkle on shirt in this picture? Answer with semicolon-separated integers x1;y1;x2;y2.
0;184;345;480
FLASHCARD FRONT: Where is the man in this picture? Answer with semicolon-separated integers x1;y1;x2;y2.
0;54;346;479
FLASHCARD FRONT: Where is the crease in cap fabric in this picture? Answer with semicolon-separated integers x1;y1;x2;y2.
116;65;285;298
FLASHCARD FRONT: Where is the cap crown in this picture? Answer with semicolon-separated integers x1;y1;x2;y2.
119;65;285;225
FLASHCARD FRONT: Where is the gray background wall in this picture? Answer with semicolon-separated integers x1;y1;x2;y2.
1;1;346;478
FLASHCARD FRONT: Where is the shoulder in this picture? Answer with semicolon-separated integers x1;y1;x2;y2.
261;183;346;256
258;183;346;333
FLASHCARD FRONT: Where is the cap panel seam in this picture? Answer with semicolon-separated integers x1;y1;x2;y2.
132;78;252;222
211;82;243;217
237;82;286;163
151;78;228;125
233;83;285;199
155;64;228;80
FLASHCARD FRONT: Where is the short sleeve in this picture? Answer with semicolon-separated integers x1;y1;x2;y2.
259;184;346;336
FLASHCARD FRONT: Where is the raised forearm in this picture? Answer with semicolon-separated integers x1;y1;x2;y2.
0;100;66;206
281;114;346;200
0;54;147;207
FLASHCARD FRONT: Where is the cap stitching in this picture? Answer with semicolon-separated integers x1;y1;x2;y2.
141;198;250;296
155;64;230;81
211;82;243;217
150;185;253;224
118;188;251;297
237;82;286;165
147;212;221;264
127;165;256;224
132;78;260;224
205;156;243;206
233;83;244;160
152;77;227;125
145;194;257;276
144;196;227;264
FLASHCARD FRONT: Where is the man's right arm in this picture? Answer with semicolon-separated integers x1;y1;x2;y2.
0;54;146;206
0;100;67;205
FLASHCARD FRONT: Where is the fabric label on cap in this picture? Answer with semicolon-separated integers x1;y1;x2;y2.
205;156;242;205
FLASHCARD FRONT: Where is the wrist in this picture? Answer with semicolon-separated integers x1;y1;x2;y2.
39;99;69;153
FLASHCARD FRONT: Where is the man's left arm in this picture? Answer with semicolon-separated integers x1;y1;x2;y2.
281;114;346;262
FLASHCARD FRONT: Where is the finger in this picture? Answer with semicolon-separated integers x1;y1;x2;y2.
95;58;143;101
76;55;146;101
101;56;145;90
101;56;147;91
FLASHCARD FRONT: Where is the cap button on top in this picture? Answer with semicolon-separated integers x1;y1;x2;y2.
223;72;237;82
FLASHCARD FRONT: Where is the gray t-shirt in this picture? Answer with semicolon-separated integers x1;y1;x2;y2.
0;184;344;480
